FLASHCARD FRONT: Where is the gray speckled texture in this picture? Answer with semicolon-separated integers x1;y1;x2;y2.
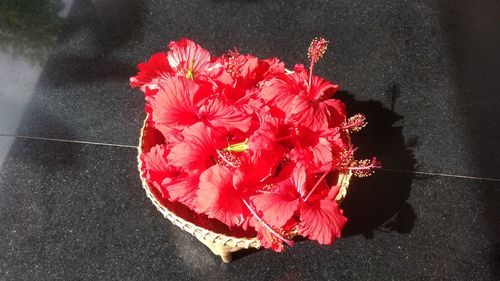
0;0;498;177
0;0;499;279
0;138;498;280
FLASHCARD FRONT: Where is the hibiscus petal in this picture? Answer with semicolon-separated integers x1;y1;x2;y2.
195;165;248;227
259;74;300;116
322;98;347;127
299;199;347;245
162;173;199;209
167;122;221;171
288;95;330;130
251;191;299;227
167;38;212;77
291;165;307;197
198;97;252;133
261;57;285;78
248;216;297;252
252;219;285;252
308;75;339;100
250;165;304;226
149;76;204;136
324;127;345;153
130;52;173;92
309;137;333;171
140;144;176;198
233;127;285;189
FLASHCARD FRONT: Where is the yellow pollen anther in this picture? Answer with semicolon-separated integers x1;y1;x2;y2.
224;138;249;152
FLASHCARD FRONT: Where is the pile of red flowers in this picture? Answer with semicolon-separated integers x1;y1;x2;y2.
131;38;379;252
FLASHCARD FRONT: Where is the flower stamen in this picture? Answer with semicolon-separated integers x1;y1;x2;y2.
276;135;293;142
242;198;294;246
304;172;329;202
186;58;196;79
223;138;249;152
216;149;241;168
346;157;381;177
307;37;329;94
341;114;367;132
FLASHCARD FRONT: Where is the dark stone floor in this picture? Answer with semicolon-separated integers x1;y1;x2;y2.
0;0;499;280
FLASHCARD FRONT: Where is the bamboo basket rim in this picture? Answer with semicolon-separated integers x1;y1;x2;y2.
137;116;353;255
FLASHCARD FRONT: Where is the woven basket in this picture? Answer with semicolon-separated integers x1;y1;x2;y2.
137;117;352;262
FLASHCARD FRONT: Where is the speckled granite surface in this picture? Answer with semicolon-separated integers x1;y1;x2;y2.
0;0;499;280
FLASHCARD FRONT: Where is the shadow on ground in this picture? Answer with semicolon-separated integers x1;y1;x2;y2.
337;91;417;238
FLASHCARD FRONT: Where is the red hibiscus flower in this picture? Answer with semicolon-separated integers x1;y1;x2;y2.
148;76;252;140
130;38;218;94
260;64;345;131
287;64;346;129
286;126;345;172
213;51;285;103
167;38;214;80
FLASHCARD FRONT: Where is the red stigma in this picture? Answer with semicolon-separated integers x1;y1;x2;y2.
308;37;329;64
